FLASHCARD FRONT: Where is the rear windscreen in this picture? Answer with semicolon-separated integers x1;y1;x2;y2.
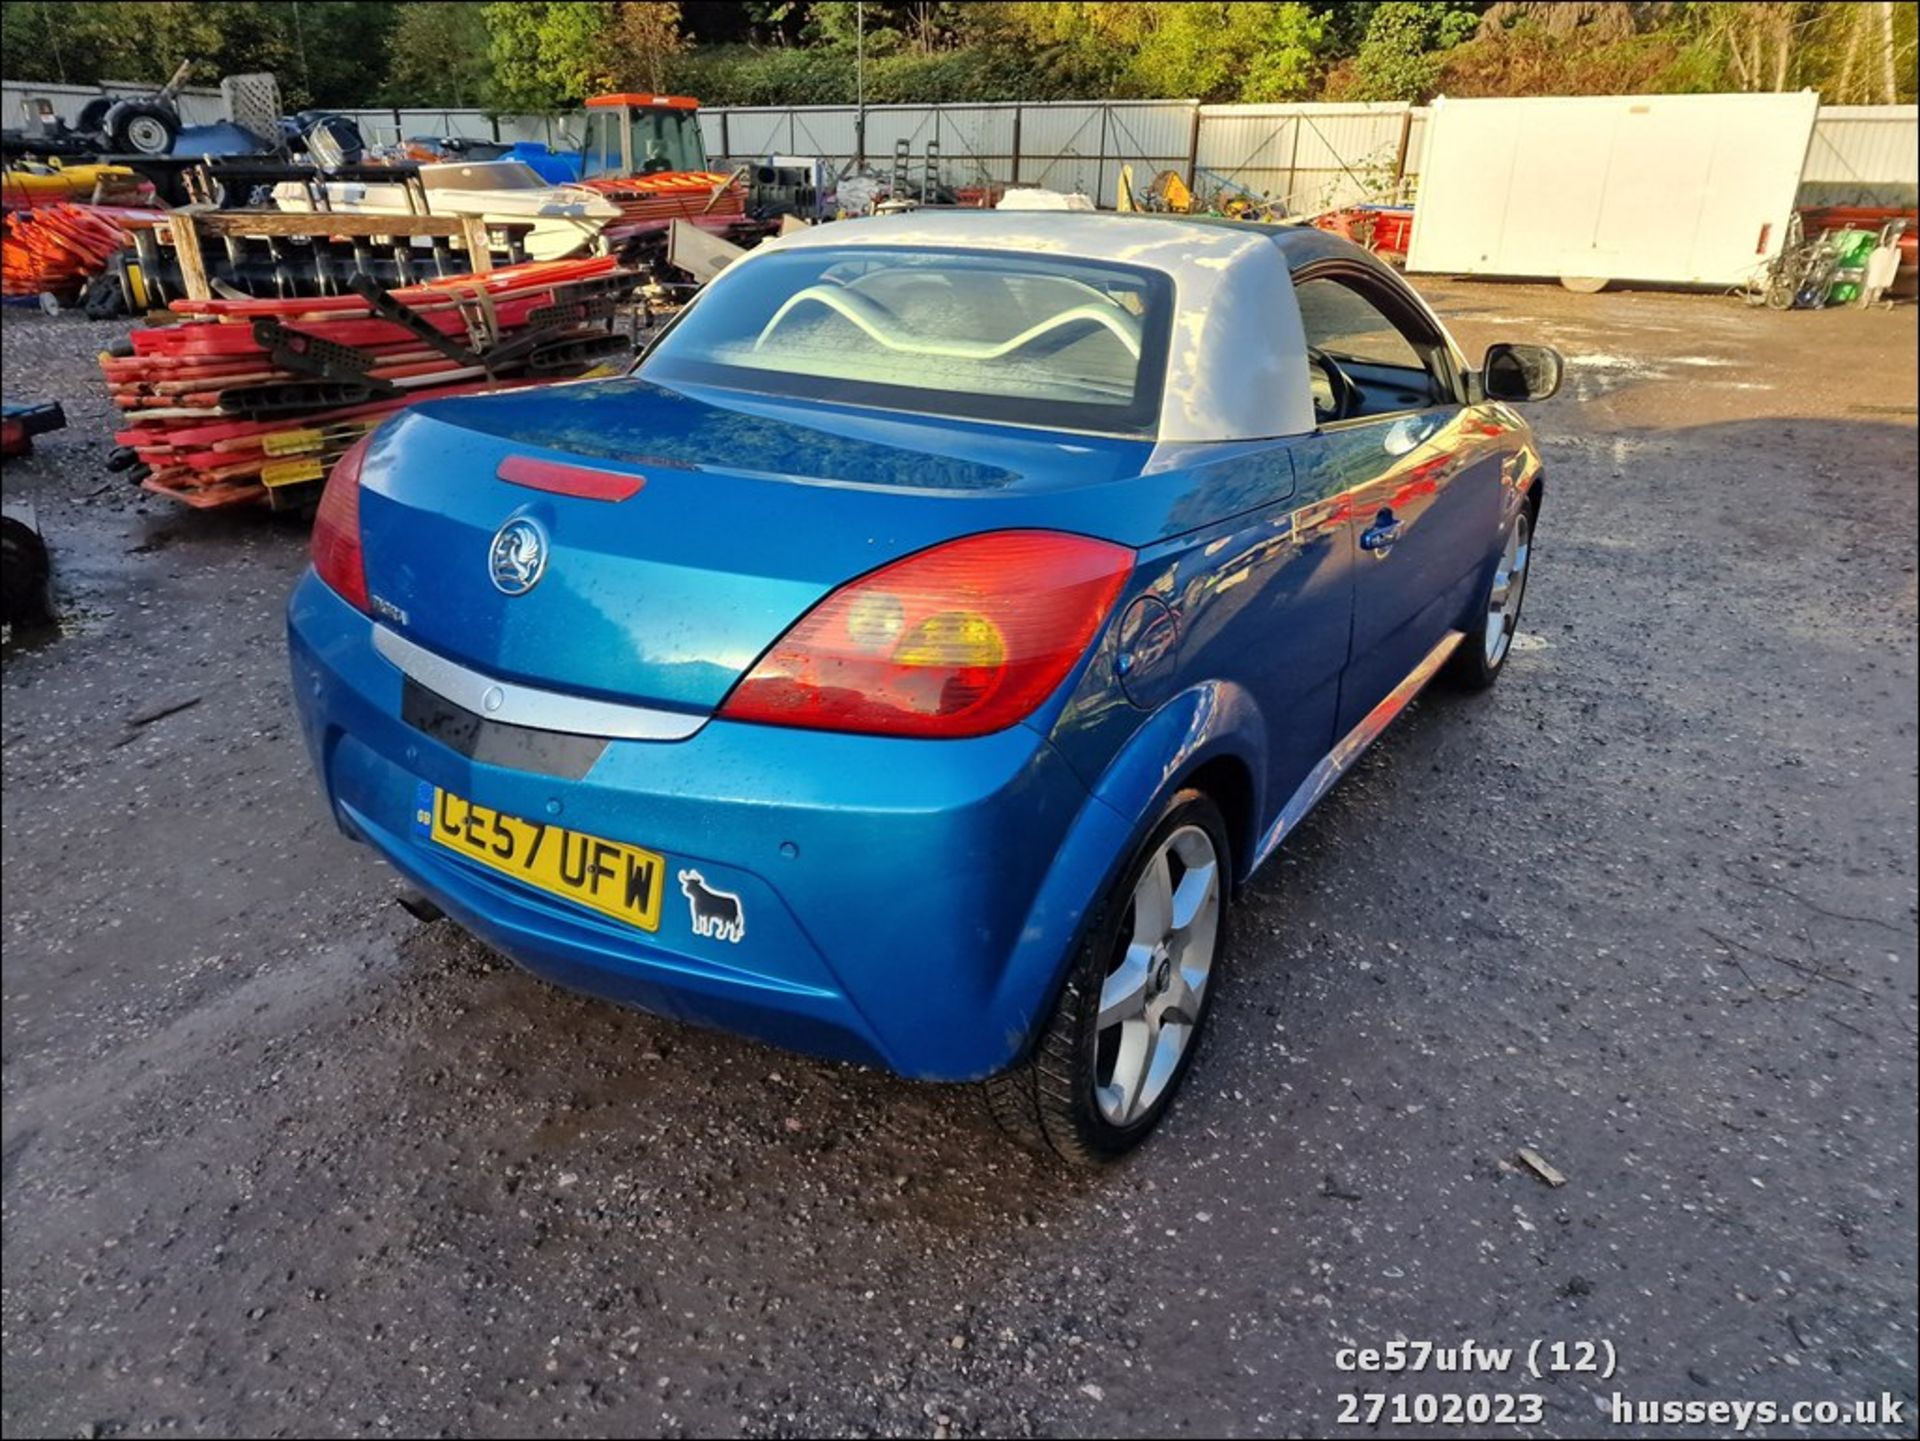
639;246;1172;436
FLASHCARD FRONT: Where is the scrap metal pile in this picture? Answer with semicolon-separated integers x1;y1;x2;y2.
105;255;640;510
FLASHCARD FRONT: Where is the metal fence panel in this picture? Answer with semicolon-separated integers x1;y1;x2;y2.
1196;102;1411;214
391;108;496;141
926;105;1018;186
1015;101;1195;203
492;112;578;148
1800;104;1919;204
696;108;728;161
783;106;862;159
1006;100;1104;195
717;106;805;157
864;105;943;159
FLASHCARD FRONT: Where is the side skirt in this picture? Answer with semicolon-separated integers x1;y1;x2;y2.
1249;629;1465;875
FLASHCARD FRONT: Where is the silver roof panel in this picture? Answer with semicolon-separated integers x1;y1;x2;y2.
738;211;1316;443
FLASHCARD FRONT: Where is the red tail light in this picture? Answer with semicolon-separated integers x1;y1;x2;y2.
311;433;371;613
720;530;1134;739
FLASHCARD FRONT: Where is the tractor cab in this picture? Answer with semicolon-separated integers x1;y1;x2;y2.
581;94;710;181
571;92;750;240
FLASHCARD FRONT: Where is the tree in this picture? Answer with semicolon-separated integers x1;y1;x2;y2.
1124;3;1333;102
0;1;405;107
607;2;687;93
385;2;494;107
1348;1;1482;100
283;2;404;108
484;0;611;111
806;0;900;54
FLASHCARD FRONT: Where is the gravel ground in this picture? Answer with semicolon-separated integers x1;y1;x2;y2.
2;280;1915;1440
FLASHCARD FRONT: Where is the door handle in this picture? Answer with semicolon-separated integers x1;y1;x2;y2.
1360;514;1405;556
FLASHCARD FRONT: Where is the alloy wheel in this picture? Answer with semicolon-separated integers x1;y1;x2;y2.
1484;511;1531;666
1093;824;1222;1126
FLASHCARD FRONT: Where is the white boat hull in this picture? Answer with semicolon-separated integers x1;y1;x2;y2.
272;165;619;262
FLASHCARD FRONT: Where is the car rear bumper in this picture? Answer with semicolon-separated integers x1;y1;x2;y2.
287;571;1126;1080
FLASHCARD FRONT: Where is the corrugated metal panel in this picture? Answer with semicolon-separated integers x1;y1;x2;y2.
864;105;942;157
1800;104;1918;204
1101;102;1198;163
927;105;1018;185
1015;102;1194;202
1013;104;1112;156
1010;103;1109;195
781;107;860;159
391;108;495;141
334;109;398;146
716;107;805;157
1195;103;1411;214
708;103;1020;183
494;113;575;148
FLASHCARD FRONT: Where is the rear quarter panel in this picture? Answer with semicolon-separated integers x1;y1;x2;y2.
1039;437;1354;880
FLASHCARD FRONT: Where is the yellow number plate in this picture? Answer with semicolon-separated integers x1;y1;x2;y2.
415;784;665;932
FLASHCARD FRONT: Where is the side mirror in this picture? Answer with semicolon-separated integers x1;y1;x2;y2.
1481;343;1564;403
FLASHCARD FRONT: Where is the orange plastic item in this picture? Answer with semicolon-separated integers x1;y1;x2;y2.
585;93;699;110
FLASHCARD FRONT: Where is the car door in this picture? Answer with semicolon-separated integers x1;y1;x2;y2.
1287;266;1505;736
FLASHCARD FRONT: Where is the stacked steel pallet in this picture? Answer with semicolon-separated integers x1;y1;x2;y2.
104;255;640;510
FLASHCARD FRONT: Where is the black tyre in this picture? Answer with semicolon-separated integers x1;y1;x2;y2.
1;516;54;627
985;789;1231;1166
75;96;115;136
105;100;180;156
1447;497;1537;690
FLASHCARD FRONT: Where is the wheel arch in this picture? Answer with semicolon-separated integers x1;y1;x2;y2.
987;682;1269;1069
1180;752;1259;892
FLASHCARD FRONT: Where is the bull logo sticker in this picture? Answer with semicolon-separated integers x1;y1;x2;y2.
679;869;745;944
488;517;548;596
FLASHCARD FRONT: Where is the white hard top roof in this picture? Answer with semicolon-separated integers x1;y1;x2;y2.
745;211;1317;442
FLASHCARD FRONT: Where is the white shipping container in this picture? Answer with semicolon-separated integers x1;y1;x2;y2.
1407;92;1822;288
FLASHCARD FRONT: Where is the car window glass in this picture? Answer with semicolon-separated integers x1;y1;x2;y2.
641;247;1172;436
1294;277;1427;370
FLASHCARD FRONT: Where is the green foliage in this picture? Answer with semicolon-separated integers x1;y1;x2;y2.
284;2;404;108
0;0;1911;114
483;1;609;112
806;0;896;53
670;41;1046;105
384;2;494;107
1442;2;1915;103
0;0;402;106
1347;1;1483;101
606;2;688;93
1124;4;1331;102
1435;22;1701;97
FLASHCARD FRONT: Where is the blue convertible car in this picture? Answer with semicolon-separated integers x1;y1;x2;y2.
288;212;1559;1164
